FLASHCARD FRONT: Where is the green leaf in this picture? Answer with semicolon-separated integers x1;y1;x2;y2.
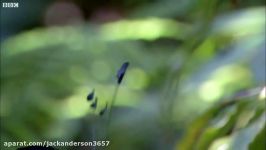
249;126;265;150
229;113;265;150
177;100;238;150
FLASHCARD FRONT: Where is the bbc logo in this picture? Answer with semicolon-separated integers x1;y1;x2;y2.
2;2;19;8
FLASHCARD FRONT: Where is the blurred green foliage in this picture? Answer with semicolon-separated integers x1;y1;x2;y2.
0;0;265;150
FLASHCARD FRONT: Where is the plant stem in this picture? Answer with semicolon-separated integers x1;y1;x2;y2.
105;85;120;131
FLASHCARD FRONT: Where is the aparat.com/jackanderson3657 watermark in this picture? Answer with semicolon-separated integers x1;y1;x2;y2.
3;140;110;148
